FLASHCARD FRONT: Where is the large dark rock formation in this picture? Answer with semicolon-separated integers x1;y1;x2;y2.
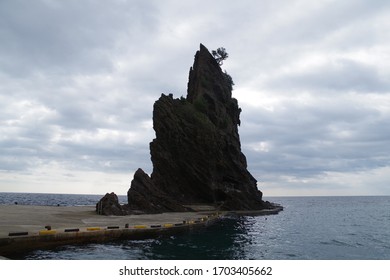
126;44;272;213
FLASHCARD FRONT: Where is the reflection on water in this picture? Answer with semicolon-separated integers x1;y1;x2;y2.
128;216;254;260
23;217;255;260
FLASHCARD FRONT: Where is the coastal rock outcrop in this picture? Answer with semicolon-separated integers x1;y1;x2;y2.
126;44;271;213
96;192;126;216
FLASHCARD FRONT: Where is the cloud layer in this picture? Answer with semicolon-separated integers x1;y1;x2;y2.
1;0;390;195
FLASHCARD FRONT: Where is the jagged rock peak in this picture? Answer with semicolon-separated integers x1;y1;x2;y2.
123;44;274;214
187;44;232;102
187;44;240;129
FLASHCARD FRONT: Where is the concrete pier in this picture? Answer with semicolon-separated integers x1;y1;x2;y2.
0;205;220;258
0;204;282;259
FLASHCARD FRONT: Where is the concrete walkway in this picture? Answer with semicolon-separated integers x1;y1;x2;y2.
0;205;208;238
0;204;282;259
0;205;219;258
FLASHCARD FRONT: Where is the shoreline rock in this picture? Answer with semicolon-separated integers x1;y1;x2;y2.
96;192;125;216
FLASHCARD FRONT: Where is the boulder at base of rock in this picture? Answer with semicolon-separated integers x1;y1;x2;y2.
96;192;125;216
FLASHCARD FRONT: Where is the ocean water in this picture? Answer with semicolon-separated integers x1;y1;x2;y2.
0;192;128;206
1;193;389;260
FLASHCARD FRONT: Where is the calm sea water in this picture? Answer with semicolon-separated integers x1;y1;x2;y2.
0;192;128;206
1;193;389;260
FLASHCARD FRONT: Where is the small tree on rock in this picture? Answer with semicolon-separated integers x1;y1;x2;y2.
212;47;229;66
212;47;234;90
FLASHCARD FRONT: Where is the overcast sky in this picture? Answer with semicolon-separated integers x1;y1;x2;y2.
1;0;390;196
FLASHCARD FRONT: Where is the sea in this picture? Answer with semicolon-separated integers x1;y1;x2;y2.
1;193;389;260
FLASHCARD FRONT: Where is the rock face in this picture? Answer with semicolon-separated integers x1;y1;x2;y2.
126;44;270;213
127;168;189;213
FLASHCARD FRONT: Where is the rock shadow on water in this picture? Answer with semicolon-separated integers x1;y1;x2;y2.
139;217;255;260
18;216;258;260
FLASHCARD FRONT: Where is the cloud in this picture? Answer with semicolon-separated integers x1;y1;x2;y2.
0;0;160;77
239;90;390;195
263;58;390;93
1;0;390;195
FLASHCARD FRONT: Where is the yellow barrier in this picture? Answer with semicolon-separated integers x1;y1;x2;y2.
163;223;174;228
86;227;101;231
134;225;148;229
39;230;57;235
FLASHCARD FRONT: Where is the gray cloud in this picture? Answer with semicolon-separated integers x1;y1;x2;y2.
0;0;159;77
1;0;390;195
264;58;390;93
240;92;390;184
